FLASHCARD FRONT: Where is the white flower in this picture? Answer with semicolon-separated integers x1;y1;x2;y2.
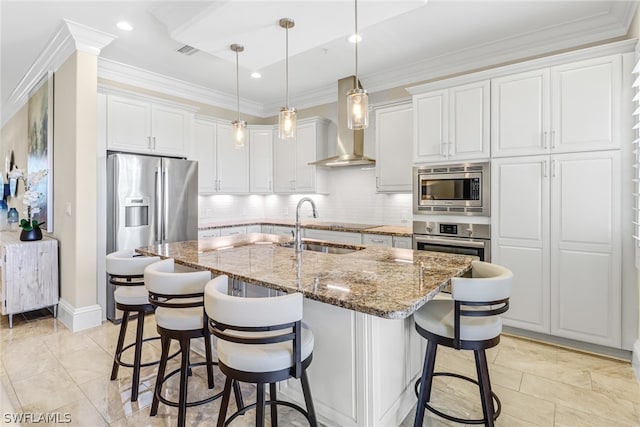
8;168;23;179
18;169;48;221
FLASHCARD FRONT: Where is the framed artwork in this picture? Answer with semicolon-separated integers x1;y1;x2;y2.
27;71;53;232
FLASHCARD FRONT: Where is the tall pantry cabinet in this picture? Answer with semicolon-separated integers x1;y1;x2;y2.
490;53;627;348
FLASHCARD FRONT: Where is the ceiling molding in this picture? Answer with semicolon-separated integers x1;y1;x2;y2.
1;20;116;127
97;58;266;118
363;2;636;97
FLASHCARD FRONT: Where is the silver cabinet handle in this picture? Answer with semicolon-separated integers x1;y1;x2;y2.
376;177;380;188
153;136;157;150
148;136;152;149
551;159;557;177
440;141;445;157
543;131;548;149
371;238;385;243
543;160;548;178
551;130;556;149
448;141;453;158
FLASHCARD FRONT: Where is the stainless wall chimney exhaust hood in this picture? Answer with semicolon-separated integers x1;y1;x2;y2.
309;76;375;167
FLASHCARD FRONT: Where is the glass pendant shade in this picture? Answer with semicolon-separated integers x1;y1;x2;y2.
279;107;296;139
232;120;246;148
347;88;369;130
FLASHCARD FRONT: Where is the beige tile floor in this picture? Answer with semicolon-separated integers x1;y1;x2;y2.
0;309;639;427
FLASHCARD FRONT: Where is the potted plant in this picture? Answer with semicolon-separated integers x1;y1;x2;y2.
11;169;47;241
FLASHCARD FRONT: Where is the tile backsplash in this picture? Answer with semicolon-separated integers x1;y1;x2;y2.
198;167;412;226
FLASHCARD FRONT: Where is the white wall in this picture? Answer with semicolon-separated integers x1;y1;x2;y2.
198;167;413;226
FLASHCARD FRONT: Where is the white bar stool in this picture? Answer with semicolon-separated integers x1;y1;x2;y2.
145;258;236;427
413;260;513;427
106;249;162;402
204;275;317;427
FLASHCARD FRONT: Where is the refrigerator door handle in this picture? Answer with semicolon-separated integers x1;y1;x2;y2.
163;167;169;242
155;166;162;244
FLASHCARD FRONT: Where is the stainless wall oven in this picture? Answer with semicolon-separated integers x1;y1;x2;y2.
413;220;491;262
413;162;490;216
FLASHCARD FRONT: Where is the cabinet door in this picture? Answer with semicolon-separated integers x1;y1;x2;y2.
249;128;273;193
375;103;413;192
198;229;221;239
492;156;550;333
392;236;413;249
491;69;550;157
414;89;448;162
449;81;489;160
151;104;191;157
106;95;151;152
216;124;249;193
294;122;317;193
273;136;296;193
551;55;621;153
219;226;247;236
550;151;621;347
194;119;217;193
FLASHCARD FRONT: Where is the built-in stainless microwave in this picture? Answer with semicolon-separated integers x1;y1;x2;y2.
413;162;490;216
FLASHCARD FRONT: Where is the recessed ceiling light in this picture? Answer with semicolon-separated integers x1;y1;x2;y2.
348;33;362;44
116;21;133;31
250;72;262;79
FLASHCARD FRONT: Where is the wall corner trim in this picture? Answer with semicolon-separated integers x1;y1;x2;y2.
633;339;640;383
57;299;103;332
1;20;116;127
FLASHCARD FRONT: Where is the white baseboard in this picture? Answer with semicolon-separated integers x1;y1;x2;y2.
57;299;102;332
633;339;640;383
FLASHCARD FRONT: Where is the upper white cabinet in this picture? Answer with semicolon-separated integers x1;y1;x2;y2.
106;94;193;157
249;127;274;193
413;80;490;163
273;117;328;193
491;55;621;157
193;117;249;194
375;102;413;192
492;151;621;347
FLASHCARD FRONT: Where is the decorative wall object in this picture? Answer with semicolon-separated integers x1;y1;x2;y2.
27;71;53;232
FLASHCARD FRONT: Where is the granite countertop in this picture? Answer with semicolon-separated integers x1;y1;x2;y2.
137;233;474;319
199;219;413;237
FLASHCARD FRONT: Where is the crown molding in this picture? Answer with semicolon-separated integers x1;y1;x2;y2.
97;58;266;118
1;20;116;127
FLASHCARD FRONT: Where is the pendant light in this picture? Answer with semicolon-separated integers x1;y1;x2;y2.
279;18;296;140
230;44;246;148
347;0;368;130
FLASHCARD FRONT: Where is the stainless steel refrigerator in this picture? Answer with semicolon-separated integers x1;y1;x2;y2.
106;152;198;321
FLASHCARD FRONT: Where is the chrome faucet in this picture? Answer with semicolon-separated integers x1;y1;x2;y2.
295;197;318;253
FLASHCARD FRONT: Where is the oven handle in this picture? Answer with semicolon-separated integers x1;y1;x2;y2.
414;235;487;249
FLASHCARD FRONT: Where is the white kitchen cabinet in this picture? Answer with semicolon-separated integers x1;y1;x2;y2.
362;233;393;247
193;117;249;194
219;226;247;237
375;102;413;192
0;234;59;328
246;225;261;233
413;80;490;163
393;236;413;249
106;94;193;157
273;117;328;193
491;55;621;157
198;229;221;240
492;151;621;347
249;127;273;193
303;229;362;245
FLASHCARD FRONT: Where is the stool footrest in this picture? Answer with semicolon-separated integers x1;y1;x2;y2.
155;361;221;409
414;372;501;425
114;336;180;369
224;398;312;427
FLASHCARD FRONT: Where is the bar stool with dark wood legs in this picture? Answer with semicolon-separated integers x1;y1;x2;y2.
413;260;513;427
106;249;163;402
204;274;317;427
144;259;243;427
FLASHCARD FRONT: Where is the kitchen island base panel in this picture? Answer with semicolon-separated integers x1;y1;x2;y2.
279;298;424;427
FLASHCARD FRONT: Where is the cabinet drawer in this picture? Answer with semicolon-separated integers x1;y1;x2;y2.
362;234;393;247
219;226;247;236
198;229;221;239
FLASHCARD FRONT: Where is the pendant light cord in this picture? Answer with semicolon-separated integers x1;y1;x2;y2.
235;49;240;122
285;24;289;108
354;0;359;89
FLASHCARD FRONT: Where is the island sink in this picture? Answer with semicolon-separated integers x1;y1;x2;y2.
279;241;364;254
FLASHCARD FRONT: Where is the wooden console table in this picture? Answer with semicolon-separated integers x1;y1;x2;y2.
0;232;59;328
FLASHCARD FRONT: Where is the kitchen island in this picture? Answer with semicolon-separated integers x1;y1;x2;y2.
137;233;475;427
